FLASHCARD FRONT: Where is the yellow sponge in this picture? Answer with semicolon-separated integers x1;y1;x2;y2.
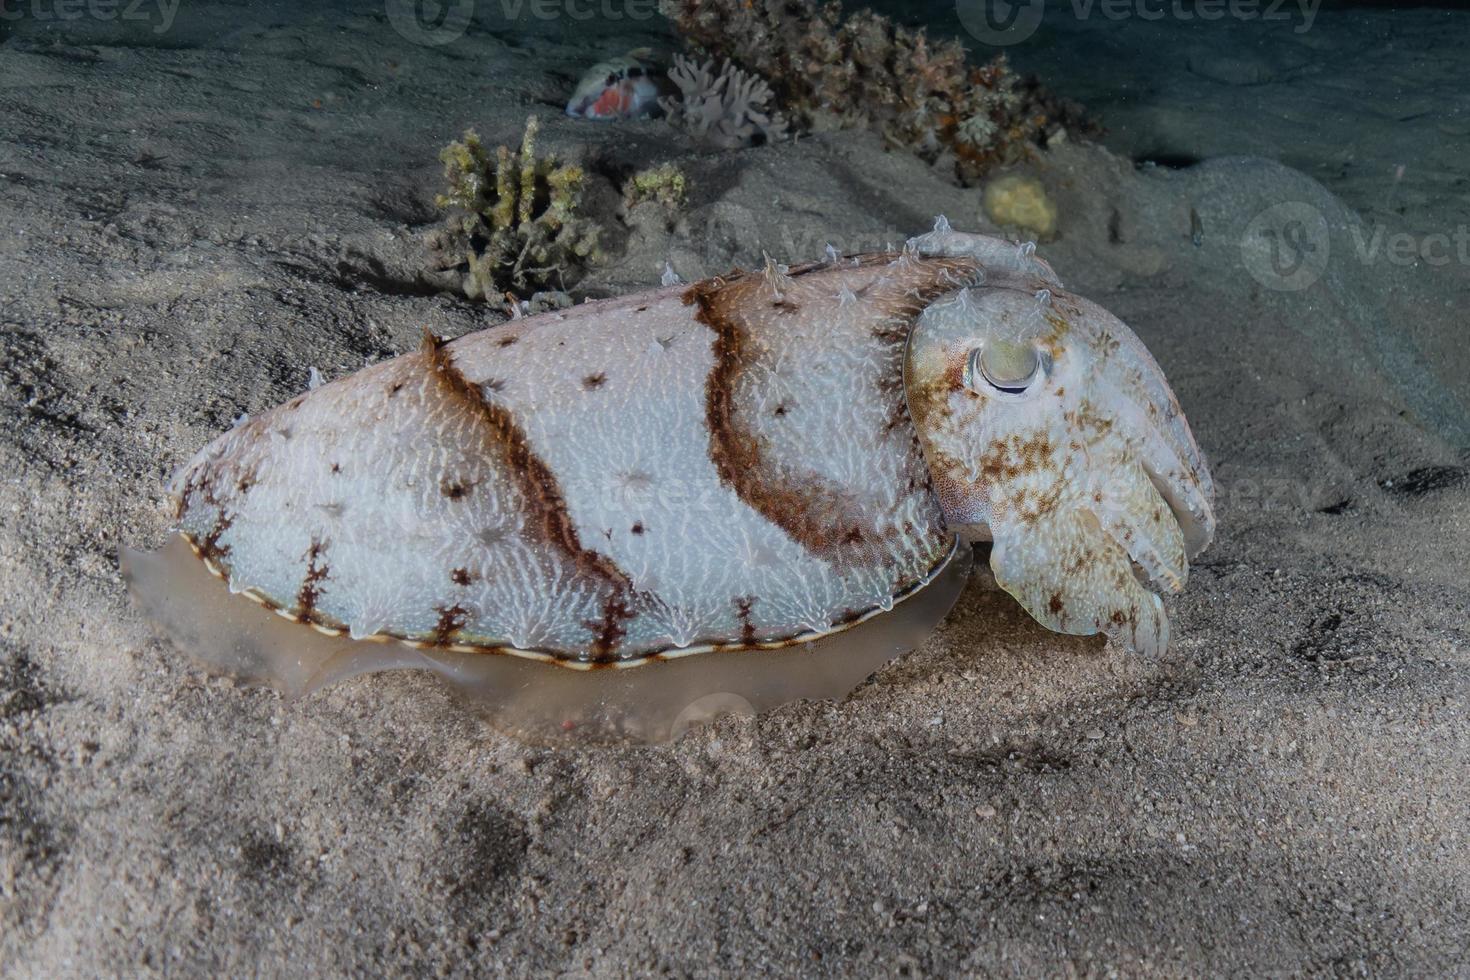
983;175;1058;241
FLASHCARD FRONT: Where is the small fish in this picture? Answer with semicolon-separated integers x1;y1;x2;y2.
565;49;666;121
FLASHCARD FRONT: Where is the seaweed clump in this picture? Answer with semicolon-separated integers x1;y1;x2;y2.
428;116;604;300
658;0;1091;184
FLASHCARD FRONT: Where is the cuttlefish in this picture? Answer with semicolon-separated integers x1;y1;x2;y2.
123;222;1215;741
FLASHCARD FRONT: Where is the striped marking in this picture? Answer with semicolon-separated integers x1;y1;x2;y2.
420;332;638;657
687;275;877;562
685;254;981;565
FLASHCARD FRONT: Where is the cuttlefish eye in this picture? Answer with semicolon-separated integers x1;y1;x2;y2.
965;341;1045;396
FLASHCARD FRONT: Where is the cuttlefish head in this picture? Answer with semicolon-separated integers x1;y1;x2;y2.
905;281;1215;656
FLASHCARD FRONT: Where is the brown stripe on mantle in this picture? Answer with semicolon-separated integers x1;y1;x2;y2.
684;254;979;566
420;331;636;657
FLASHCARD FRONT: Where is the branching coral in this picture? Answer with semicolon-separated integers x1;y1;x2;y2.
657;0;1091;184
428;116;604;300
660;54;789;149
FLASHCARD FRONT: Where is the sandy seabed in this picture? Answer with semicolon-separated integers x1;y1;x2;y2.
1;2;1467;975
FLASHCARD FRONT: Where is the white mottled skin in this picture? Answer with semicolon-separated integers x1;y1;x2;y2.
904;228;1216;655
167;227;1215;665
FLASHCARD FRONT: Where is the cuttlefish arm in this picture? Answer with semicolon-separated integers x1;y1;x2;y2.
905;247;1215;656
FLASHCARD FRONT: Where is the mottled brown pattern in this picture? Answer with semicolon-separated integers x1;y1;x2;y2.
584;593;636;663
735;596;757;645
177;463;240;562
198;511;233;562
979;433;1064;526
979;433;1055;482
432;603;470;645
296;538;330;621
439;478;473;500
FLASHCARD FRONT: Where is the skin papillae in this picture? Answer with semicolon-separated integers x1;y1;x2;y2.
166;228;1214;669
